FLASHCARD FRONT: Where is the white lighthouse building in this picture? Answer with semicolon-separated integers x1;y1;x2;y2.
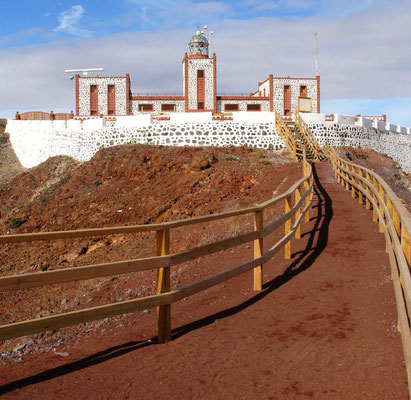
75;30;320;118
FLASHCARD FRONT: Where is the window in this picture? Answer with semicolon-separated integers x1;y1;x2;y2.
300;85;307;97
247;104;261;111
198;102;204;110
197;70;204;78
90;85;98;115
107;85;116;115
138;104;154;112
161;104;176;112
224;104;239;111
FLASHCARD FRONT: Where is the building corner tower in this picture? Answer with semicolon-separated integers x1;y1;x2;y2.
182;30;217;112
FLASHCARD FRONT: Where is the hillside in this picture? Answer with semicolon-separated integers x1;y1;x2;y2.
0;143;409;358
0;145;300;354
0;120;25;188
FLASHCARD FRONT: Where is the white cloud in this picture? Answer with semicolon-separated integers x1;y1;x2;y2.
0;1;410;126
44;12;51;17
54;5;92;37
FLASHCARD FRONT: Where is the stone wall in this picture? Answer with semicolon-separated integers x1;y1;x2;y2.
6;118;411;173
309;123;411;173
6;120;283;168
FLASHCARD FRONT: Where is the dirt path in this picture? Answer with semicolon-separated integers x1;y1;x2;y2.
0;162;408;399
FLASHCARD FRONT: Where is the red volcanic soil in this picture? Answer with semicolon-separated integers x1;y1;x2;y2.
0;145;409;399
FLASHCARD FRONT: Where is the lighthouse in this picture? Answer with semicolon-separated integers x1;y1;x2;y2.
182;30;217;113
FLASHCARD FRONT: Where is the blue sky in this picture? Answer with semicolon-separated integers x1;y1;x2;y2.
0;0;410;126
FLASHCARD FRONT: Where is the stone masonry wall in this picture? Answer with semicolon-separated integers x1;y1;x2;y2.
309;123;411;173
6;119;411;173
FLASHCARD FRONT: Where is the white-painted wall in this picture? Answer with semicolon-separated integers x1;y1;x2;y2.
300;113;326;124
170;112;213;123
116;115;152;127
233;112;274;123
334;114;356;125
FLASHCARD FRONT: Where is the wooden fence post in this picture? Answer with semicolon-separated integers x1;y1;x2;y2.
351;165;356;198
156;229;171;343
304;175;311;222
285;195;292;259
378;184;385;233
295;186;301;239
358;169;363;205
372;177;378;223
344;163;350;191
254;210;264;291
365;172;371;210
401;224;411;267
387;196;393;219
393;208;401;236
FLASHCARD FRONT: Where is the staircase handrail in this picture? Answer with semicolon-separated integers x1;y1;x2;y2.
274;110;301;163
294;112;326;161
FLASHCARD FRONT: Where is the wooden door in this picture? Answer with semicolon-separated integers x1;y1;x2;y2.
107;85;116;115
90;85;98;116
283;85;291;116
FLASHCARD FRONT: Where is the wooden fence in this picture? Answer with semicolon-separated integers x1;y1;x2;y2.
0;156;313;344
294;113;326;162
274;110;302;163
328;148;411;396
16;111;74;121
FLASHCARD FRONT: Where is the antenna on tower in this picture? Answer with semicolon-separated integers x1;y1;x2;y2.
314;32;319;77
203;25;214;55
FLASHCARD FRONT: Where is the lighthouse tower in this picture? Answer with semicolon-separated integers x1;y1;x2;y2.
182;30;217;112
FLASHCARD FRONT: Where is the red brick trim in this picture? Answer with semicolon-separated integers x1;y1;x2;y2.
217;96;270;101
259;76;270;86
184;109;213;113
316;75;320;113
269;74;273;112
183;53;189;112
197;72;205;109
213;53;217;113
188;54;209;59
75;74;80;116
79;76;127;80
131;96;185;101
273;76;317;81
126;73;131;115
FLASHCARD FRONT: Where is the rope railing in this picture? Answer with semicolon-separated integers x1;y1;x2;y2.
0;156;313;343
328;147;411;396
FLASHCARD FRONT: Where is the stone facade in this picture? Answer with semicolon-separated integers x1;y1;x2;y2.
78;77;127;116
216;100;270;113
130;100;185;114
186;58;215;111
272;78;318;115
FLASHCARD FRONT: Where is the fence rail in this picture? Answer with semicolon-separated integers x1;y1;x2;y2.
328;148;411;396
0;157;313;343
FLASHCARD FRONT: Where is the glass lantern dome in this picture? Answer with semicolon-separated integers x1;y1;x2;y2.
188;30;209;56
